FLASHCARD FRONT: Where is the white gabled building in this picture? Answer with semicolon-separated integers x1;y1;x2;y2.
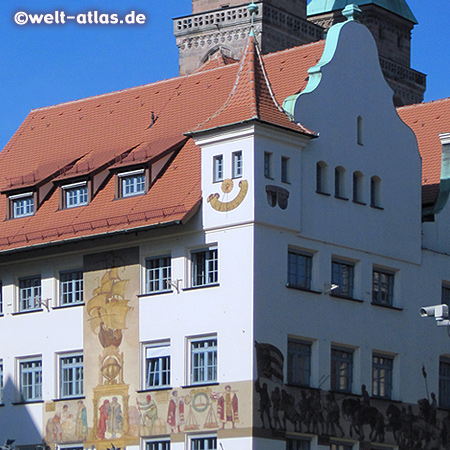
1;2;450;450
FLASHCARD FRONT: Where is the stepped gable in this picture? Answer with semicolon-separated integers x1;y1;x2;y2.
398;98;450;207
192;34;316;136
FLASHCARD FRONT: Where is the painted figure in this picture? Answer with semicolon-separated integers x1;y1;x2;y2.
98;399;110;439
109;396;123;438
137;394;158;432
271;387;282;429
255;379;272;429
218;385;239;429
76;400;88;440
167;390;185;433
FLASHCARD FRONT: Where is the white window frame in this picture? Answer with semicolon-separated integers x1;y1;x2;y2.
372;353;393;399
189;336;218;385
372;268;395;306
10;192;34;218
0;280;3;315
60;270;83;306
18;356;42;402
189;435;217;450
331;260;355;299
59;352;84;399
145;256;172;294
213;155;224;183
18;275;42;312
143;342;171;389
264;152;272;179
145;440;170;450
232;151;243;178
63;181;88;208
119;168;146;197
330;347;353;393
287;339;312;387
191;247;218;287
287;251;312;290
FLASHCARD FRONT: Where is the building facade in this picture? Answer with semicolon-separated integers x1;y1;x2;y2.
1;3;450;450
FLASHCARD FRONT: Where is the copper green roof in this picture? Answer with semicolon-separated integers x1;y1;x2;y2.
307;0;418;24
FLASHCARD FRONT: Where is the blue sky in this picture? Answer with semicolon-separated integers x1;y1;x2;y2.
0;0;449;150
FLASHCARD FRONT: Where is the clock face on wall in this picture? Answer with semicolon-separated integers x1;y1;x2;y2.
207;178;248;212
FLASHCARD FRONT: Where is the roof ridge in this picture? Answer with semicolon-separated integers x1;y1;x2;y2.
397;97;450;111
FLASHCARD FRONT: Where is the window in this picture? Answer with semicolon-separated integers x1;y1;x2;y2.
264;152;272;178
352;171;363;203
213;155;224;182
357;115;363;145
331;260;354;298
11;193;34;218
281;157;290;183
60;270;83;305
370;176;382;207
439;357;450;408
287;251;312;290
0;281;2;315
0;360;3;403
330;347;353;392
146;441;170;450
191;437;217;450
60;354;83;398
334;166;346;198
19;358;42;401
190;338;217;384
287;339;311;386
146;256;171;293
232;151;243;178
316;161;328;193
372;354;393;398
372;269;394;306
191;248;218;287
442;284;450;306
144;343;171;389
119;169;146;197
287;438;310;450
63;182;88;208
19;276;41;312
330;444;352;450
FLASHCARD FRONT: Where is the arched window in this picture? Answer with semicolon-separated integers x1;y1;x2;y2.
316;161;328;194
370;176;382;207
335;166;346;198
357;116;363;146
353;171;364;203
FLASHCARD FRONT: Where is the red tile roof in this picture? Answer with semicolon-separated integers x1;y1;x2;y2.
398;97;450;206
193;35;316;136
3;36;445;252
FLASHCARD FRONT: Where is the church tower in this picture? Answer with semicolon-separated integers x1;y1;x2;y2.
173;0;324;75
307;0;426;105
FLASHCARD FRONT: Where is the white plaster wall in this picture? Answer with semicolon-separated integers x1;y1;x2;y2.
291;20;422;264
0;253;84;444
139;224;254;386
253;224;450;404
422;200;450;254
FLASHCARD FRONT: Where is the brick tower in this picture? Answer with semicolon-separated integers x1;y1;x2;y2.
307;0;426;105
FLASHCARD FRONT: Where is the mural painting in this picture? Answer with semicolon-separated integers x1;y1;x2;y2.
254;342;450;450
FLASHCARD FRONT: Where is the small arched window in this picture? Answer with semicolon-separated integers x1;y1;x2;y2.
353;171;364;203
370;176;382;207
335;166;346;198
357;115;363;146
316;161;328;194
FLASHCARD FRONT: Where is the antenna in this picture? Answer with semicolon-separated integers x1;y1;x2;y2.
166;279;182;294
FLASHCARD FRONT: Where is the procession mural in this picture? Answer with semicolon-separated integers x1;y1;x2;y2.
254;341;450;450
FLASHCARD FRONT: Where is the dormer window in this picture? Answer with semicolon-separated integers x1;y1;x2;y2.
63;182;88;208
10;192;34;218
119;169;146;197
